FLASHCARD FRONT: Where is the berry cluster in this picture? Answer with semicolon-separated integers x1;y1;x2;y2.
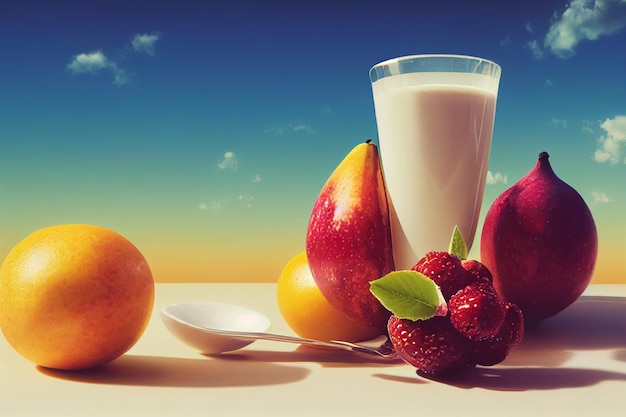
387;251;524;378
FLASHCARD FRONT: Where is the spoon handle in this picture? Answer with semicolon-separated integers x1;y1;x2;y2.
203;328;391;357
208;328;348;349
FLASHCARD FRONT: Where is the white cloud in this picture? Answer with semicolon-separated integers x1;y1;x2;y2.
551;118;567;128
525;40;545;59
199;202;208;210
293;123;314;134
265;123;315;136
545;78;554;86
251;174;262;183
66;31;161;85
526;22;535;33
486;171;508;185
66;51;110;73
66;51;130;85
132;33;161;56
593;115;626;164
591;191;613;203
217;151;238;171
582;119;596;134
500;36;512;47
545;0;626;58
111;66;130;85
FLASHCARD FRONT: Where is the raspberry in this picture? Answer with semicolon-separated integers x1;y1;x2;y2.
471;302;525;366
461;259;493;285
387;315;475;378
412;251;474;300
449;282;505;341
387;254;524;377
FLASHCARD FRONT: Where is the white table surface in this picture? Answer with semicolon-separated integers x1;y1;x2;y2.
1;283;625;417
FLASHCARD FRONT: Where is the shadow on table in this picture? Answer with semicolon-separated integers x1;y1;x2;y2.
453;365;626;391
372;366;626;390
505;295;626;367
38;354;311;388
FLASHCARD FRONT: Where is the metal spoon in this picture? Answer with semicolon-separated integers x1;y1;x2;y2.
160;301;397;360
200;327;398;359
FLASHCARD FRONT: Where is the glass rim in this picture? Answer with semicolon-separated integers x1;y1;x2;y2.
369;54;501;83
370;54;500;70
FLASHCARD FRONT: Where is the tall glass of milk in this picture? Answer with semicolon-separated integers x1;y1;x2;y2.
370;54;501;270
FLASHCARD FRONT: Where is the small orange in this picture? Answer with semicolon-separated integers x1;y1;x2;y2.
277;252;382;342
0;224;154;370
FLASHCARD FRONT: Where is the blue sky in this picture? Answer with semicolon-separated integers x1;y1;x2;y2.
1;0;625;283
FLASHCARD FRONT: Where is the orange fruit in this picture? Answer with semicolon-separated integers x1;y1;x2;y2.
0;224;154;370
277;252;382;342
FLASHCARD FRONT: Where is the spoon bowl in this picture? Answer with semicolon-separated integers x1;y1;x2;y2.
161;301;271;354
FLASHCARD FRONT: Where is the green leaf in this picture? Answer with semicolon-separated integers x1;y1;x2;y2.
448;225;468;260
369;271;446;321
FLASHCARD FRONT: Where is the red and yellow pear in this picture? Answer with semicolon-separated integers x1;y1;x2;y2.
306;140;394;330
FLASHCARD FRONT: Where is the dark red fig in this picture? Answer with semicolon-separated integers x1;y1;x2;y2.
480;152;598;325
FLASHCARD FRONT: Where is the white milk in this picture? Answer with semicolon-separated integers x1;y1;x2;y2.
372;72;497;270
